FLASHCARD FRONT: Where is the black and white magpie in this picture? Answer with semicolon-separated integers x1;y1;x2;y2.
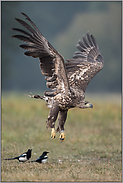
30;151;49;163
4;149;32;162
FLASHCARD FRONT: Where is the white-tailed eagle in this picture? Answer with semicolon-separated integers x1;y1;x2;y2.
12;13;104;141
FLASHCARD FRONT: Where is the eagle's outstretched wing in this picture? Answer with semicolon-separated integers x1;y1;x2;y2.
12;12;70;96
66;32;104;92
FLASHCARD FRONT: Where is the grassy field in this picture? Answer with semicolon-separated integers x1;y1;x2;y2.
1;92;122;182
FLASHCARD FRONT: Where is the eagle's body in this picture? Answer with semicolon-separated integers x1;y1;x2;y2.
12;13;104;140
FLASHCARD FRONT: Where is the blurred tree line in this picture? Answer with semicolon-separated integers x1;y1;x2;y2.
1;1;121;93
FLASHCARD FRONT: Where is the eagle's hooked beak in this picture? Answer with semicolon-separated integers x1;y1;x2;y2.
85;102;93;108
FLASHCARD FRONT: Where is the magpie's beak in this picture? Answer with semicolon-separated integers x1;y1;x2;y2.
28;149;32;151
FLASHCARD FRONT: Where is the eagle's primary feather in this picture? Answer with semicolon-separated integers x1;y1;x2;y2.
12;13;104;141
66;32;104;92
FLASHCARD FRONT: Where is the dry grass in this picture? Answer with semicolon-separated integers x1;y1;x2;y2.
1;92;122;182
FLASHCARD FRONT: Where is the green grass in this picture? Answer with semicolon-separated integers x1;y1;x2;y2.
1;92;122;181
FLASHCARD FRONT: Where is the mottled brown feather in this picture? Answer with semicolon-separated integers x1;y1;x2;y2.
12;13;70;96
66;32;104;92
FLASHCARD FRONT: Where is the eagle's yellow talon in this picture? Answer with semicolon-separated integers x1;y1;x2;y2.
60;131;65;141
51;128;56;139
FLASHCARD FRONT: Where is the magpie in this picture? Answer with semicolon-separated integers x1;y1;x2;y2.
30;151;49;163
4;149;32;162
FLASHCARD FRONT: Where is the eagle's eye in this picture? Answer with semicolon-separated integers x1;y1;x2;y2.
85;101;88;105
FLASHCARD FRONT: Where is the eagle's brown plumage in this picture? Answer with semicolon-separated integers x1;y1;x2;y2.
12;13;104;140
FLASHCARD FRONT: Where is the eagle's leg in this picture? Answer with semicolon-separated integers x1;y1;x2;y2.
46;102;59;139
51;128;56;139
56;110;68;141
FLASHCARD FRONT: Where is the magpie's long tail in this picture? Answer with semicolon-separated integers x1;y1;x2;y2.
3;157;18;160
28;160;36;163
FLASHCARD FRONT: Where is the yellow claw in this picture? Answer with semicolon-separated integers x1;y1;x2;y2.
60;131;65;141
51;128;56;139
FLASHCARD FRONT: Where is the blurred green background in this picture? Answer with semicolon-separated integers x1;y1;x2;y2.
1;1;122;93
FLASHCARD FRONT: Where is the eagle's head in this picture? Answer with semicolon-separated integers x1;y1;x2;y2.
84;101;93;109
77;100;93;109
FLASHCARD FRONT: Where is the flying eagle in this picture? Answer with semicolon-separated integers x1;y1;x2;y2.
12;13;104;141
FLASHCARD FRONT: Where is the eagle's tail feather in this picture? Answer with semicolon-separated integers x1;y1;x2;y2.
28;94;43;99
27;91;43;100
